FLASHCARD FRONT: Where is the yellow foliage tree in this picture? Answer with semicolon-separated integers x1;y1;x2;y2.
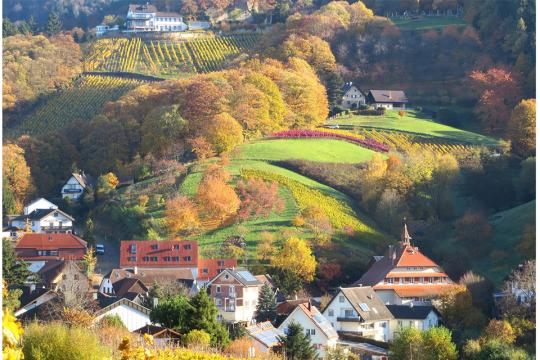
3;143;33;212
271;237;317;281
165;196;200;236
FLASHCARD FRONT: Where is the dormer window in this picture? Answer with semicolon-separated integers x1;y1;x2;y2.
130;244;137;254
174;244;180;250
151;244;158;250
184;244;191;250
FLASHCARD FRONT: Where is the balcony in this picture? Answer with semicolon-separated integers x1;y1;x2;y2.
337;317;361;322
43;227;72;233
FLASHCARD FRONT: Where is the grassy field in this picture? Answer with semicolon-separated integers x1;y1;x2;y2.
391;16;467;31
326;110;499;146
472;201;536;284
236;139;380;163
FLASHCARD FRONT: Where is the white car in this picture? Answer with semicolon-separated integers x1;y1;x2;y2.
95;244;105;255
329;124;340;129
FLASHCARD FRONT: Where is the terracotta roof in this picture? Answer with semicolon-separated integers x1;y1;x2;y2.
119;240;198;268
395;245;438;267
296;303;338;340
16;233;87;250
368;90;408;104
197;258;237;280
374;284;455;297
337;287;394;322
276;299;310;316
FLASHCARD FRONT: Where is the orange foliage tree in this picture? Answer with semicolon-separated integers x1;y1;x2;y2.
236;178;285;220
165;196;200;236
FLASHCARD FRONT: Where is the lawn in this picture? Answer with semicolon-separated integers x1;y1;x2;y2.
472;201;536;284
326;110;499;146
236;138;380;163
391;16;467;31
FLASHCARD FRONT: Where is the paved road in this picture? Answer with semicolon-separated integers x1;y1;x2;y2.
94;233;120;275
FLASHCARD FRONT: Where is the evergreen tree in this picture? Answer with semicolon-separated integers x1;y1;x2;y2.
27;16;38;34
278;321;318;360
46;11;62;36
150;295;193;331
188;289;230;347
3;18;19;37
271;267;304;298
83;218;95;246
2;239;31;285
2;184;18;216
256;283;277;323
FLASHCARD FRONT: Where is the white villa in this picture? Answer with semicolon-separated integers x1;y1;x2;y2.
341;82;366;109
61;172;93;200
322;287;393;342
126;3;187;32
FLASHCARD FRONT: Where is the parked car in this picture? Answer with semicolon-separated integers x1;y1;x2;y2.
96;244;105;255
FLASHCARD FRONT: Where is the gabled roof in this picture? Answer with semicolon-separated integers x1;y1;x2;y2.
395;245;438;267
386;305;440;320
70;172;94;189
255;274;275;289
94;297;151;317
368;90;408;104
246;321;284;348
11;208;74;222
335;287;394;322
207;268;262;287
24;198;57;211
353;257;395;287
293;303;338;340
107;268;195;288
342;82;358;93
113;277;149;300
276;299;310;316
198;258;237;280
16;233;87;250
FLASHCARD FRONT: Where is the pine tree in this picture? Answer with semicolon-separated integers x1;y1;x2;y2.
3;18;19;37
2;239;31;285
46;11;62;36
188;289;230;347
27;16;38;34
278;321;318;360
256;283;277;323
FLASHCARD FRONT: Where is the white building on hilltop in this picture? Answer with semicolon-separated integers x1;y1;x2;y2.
126;3;187;32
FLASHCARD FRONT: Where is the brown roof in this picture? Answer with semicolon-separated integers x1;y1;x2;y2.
353;257;394;287
156;11;182;17
255;274;275;288
72;172;93;189
338;287;394;322
17;233;87;250
128;3;158;13
276;299;309;316
108;268;195;288
113;277;149;299
368;90;408;104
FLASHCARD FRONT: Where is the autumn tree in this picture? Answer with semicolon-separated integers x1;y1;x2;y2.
140;105;187;157
437;285;486;338
165;196;200;236
454;212;492;254
256;231;276;262
498;260;535;321
188;137;216;160
203;113;243;154
271;237;316;282
196;167;240;221
390;326;458;360
507;99;535;158
236;178;284;219
3;143;33;212
469;68;522;135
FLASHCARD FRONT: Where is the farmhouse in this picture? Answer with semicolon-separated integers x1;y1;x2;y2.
341;82;366;109
61;172;94;200
366;90;408;109
126;3;187;32
278;302;338;358
207;268;262;323
353;223;454;305
322;286;393;342
387;304;440;340
9;208;74;234
15;233;87;262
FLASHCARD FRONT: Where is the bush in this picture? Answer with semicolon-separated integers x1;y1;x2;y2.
22;322;110;360
183;329;211;348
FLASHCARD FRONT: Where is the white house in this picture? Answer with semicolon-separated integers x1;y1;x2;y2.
278;302;339;358
93;298;151;332
322;287;393;342
207;268;262;323
23;198;58;215
246;321;285;355
341;82;366;109
126;3;187;32
9;209;74;234
61;172;94;200
95;24;120;37
386;305;440;340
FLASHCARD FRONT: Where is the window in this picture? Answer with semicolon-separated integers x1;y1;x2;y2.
130;244;137;254
216;299;222;306
183;256;191;261
54;212;59;217
339;296;345;303
143;256;150;261
328;309;334;316
305;329;311;337
429;277;433;283
50;250;58;256
164;256;171;261
128;256;136;262
172;256;180;261
152;256;158;261
202;268;208;274
174;244;180;250
344;309;355;318
151;244;158;250
184;244;191;250
310;329;316;335
62;274;67;280
229;286;235;295
398;320;402;328
218;260;225;266
216;285;221;293
225;274;229;280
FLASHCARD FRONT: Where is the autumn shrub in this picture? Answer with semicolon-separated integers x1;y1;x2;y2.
22;322;110;360
183;329;211;349
236;178;285;219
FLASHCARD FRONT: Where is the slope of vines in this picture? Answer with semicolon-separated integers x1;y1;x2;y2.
84;33;258;76
8;75;146;137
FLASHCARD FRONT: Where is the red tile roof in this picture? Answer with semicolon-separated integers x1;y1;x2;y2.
197;258;237;280
16;233;87;250
395;245;438;267
119;240;198;268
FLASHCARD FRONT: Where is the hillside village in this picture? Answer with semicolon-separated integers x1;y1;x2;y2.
2;0;536;359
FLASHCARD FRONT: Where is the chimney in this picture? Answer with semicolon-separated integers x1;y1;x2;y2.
307;299;311;311
133;266;138;275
